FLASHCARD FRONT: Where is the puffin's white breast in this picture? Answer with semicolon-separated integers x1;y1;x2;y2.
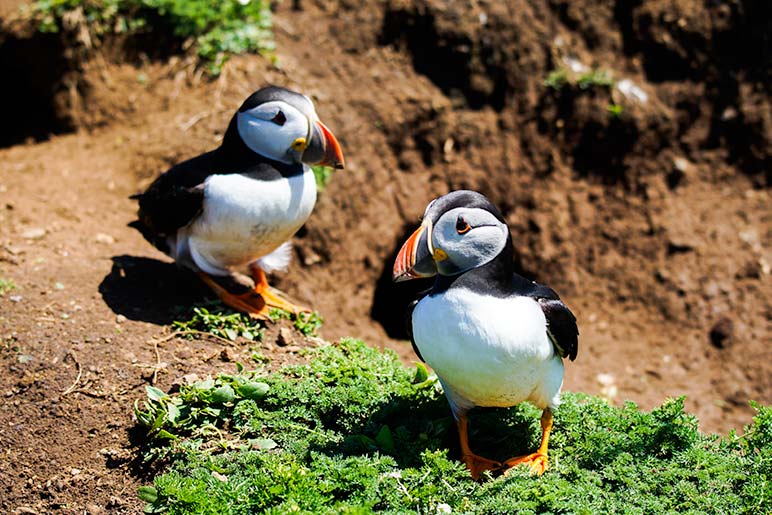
412;288;564;410
184;168;316;273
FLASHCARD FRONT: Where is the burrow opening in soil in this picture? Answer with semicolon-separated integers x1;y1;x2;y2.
370;224;434;340
0;31;74;147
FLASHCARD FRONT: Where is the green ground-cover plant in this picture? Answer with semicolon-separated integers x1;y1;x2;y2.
311;165;335;192
135;339;771;514
576;69;614;90
544;66;623;121
28;0;274;75
268;308;324;337
544;66;615;91
0;278;16;296
172;304;265;342
171;301;323;342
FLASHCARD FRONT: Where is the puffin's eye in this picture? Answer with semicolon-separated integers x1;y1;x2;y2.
271;111;286;126
456;216;471;234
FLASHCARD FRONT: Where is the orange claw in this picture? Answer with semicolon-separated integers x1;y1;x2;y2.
503;451;548;476
462;452;502;481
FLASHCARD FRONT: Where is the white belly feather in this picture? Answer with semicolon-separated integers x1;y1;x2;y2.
180;168;316;274
412;288;564;411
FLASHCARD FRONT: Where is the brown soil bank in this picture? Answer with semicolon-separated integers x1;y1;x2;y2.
0;0;770;512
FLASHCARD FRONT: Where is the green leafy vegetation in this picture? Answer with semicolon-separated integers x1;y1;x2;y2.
268;308;324;337
27;0;275;75
0;278;16;296
544;66;615;91
170;301;323;344
311;165;335;191
172;304;264;342
135;339;771;514
577;69;614;89
607;103;624;119
543;68;569;90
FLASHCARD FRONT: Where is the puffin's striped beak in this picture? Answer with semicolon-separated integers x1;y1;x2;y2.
393;223;437;282
302;120;345;169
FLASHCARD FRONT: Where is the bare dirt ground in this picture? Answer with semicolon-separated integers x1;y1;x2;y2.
1;0;770;512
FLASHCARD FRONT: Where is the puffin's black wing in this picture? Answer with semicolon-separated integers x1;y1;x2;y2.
405;298;424;362
129;151;220;252
513;274;579;361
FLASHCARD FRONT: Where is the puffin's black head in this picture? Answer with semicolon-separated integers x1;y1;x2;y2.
393;190;511;281
231;85;345;168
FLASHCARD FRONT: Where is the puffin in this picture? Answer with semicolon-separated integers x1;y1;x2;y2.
392;190;578;480
130;86;344;317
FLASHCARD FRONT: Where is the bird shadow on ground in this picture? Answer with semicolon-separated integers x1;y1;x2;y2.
99;254;213;325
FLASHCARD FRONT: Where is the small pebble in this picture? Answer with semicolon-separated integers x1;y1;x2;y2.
276;327;294;347
596;373;615;386
21;228;46;239
95;233;115;244
86;503;104;515
220;348;235;362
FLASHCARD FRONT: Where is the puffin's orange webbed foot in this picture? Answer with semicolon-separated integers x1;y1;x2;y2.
197;266;311;319
502;452;548;476
462;452;502;481
455;412;502;481
197;272;272;319
503;407;554;476
249;265;310;316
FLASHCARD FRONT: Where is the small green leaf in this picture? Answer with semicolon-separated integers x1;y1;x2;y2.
237;381;269;400
166;403;180;424
375;425;395;454
351;434;377;449
413;362;429;384
138;485;158;503
149;412;167;432
134;400;155;427
154;429;178;440
252;438;277;450
211;384;236;404
146;386;167;402
196;378;215;390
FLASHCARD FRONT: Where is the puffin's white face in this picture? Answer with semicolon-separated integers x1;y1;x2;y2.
430;207;509;276
236;99;316;164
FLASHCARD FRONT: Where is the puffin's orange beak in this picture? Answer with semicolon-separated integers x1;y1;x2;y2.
393;224;437;282
315;120;345;169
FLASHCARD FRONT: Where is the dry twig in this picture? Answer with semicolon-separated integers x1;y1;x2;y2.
62;352;83;396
